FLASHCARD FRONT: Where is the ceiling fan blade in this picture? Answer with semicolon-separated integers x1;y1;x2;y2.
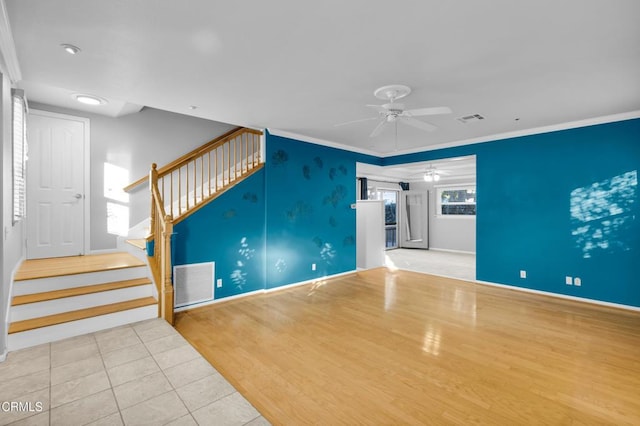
400;116;437;132
334;116;379;127
369;119;388;137
404;106;452;116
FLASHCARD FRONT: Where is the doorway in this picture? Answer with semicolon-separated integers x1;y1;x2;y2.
26;110;90;259
378;190;398;249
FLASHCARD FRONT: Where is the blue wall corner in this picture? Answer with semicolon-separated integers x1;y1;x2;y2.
264;133;366;288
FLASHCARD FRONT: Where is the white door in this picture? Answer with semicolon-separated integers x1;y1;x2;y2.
400;191;429;249
26;110;89;259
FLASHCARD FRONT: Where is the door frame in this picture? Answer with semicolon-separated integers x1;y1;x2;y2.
26;109;91;257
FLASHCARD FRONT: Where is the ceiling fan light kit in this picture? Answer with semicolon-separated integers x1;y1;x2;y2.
423;171;441;182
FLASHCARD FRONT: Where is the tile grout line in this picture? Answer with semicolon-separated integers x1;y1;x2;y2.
133;320;196;424
48;342;51;426
94;328;126;426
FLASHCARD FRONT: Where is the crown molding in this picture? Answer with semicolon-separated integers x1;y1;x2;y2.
267;128;380;157
381;110;640;158
0;0;21;82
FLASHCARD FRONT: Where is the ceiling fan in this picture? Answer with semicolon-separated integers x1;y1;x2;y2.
336;85;452;137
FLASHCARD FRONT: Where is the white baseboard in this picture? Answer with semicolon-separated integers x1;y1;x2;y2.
90;248;120;255
429;248;476;255
264;270;357;294
174;289;264;312
3;255;26;362
474;279;640;312
175;270;358;312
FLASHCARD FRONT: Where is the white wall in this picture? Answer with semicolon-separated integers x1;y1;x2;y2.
1;72;25;358
411;177;476;253
28;102;236;251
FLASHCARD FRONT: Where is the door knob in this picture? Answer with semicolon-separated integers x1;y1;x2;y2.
74;193;83;199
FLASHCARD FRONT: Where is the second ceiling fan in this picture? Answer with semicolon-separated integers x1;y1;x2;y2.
337;84;452;137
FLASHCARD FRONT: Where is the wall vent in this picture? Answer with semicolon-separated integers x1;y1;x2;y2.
174;262;215;308
457;114;485;124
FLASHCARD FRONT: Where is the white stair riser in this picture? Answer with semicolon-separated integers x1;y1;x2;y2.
8;305;158;351
11;284;154;322
13;266;148;295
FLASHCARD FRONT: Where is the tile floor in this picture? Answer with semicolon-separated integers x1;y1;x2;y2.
0;319;270;426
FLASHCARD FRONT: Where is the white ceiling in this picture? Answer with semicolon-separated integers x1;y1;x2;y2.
5;0;640;155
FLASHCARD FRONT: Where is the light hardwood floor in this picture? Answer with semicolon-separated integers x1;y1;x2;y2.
175;268;640;425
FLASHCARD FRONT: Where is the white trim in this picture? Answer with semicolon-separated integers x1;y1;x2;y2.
174;289;264;312
0;0;21;82
267;128;380;157
429;248;476;255
382;110;640;158
174;270;358;312
2;255;25;361
90;248;120;255
268;111;640;159
264;270;357;293
474;279;640;312
28;109;91;256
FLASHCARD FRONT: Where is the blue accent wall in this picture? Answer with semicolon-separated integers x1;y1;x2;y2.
386;118;640;307
173;169;266;299
264;133;379;288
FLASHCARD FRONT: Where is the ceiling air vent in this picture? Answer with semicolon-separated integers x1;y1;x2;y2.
457;114;485;124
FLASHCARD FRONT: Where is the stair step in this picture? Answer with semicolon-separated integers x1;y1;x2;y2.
9;297;157;334
125;239;147;250
15;252;145;281
11;277;152;306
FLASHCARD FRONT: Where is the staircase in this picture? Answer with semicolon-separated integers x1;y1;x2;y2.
127;127;264;324
8;252;157;351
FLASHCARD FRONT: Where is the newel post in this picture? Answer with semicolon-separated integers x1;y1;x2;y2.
162;215;175;325
149;163;158;236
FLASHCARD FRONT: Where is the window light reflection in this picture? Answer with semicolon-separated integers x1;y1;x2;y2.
422;325;441;356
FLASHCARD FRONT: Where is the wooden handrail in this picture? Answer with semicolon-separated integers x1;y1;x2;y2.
124;127;262;192
145;127;263;325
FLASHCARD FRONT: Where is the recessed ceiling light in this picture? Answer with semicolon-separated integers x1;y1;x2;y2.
73;94;107;106
61;44;81;55
189;105;198;110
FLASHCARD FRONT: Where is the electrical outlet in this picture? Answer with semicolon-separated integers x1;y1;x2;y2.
520;270;526;279
565;276;573;285
574;277;581;286
216;279;222;288
312;263;316;271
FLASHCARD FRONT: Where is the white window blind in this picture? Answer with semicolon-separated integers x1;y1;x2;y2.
12;90;27;222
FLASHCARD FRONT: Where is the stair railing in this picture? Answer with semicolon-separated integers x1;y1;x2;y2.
145;127;263;324
149;165;174;324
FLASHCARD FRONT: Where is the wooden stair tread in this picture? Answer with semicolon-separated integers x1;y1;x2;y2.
15;252;146;281
125;239;146;250
9;297;157;334
11;277;152;306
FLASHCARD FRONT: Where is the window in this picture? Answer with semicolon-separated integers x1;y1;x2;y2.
437;185;476;216
12;90;27;222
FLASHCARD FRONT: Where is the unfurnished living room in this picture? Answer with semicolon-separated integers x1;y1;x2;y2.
0;1;639;425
